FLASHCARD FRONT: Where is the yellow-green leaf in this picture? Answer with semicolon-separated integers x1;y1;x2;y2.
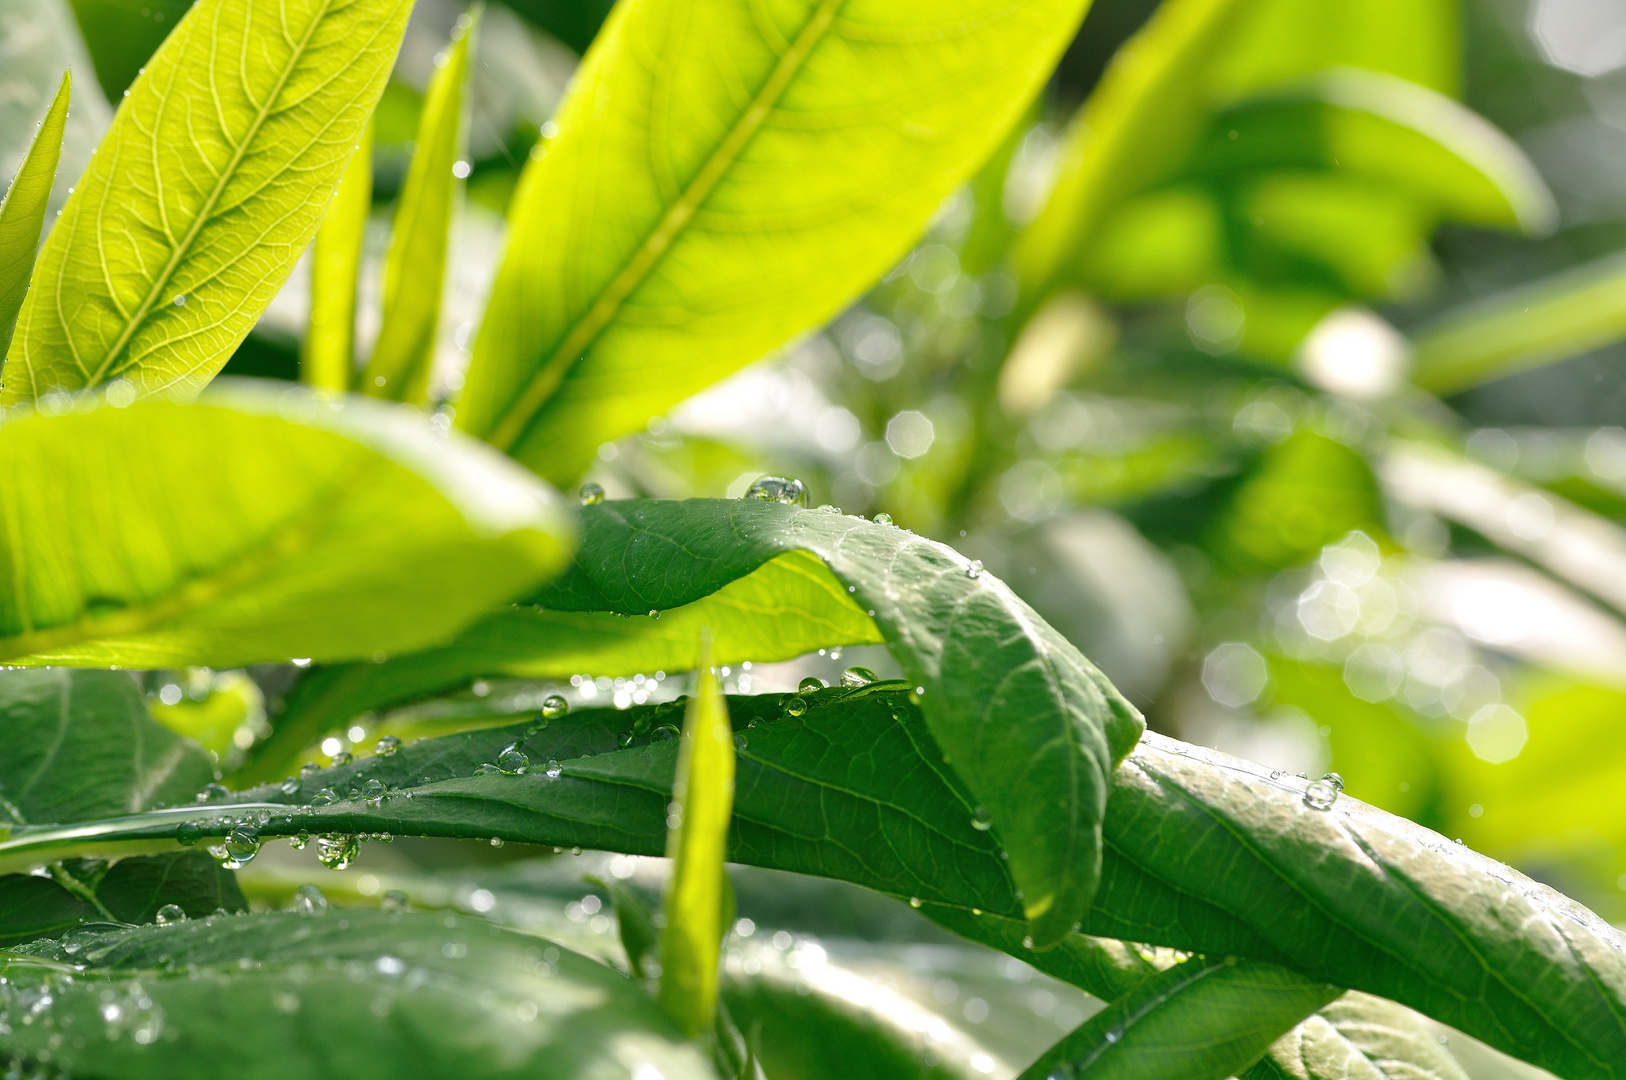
658;634;734;1037
363;6;480;404
0;70;70;357
458;0;1093;482
0;0;413;403
303;124;374;393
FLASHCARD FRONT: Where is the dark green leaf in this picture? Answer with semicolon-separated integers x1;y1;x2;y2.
0;384;576;668
93;851;247;925
0;69;70;357
0;910;717;1079
1016;957;1338;1080
0;874;93;945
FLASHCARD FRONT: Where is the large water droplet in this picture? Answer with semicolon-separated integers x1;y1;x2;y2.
653;724;680;741
580;482;605;506
213;827;261;869
374;735;401;757
292;883;329;915
797;676;824;694
154;904;185;926
966;559;983;579
496;743;529;773
311;788;338;805
541;695;568;719
872;512;893;526
1303;779;1339;811
745;475;808;507
315;835;360;870
971;807;994;831
1322;771;1345;793
841;666;877;688
783;695;807;718
544;759;563;779
363;778;386;806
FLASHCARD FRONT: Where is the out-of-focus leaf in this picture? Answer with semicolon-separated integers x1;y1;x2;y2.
1188;70;1555;236
460;0;1092;482
0;873;94;944
658;640;733;1036
595;877;659;980
303;125;373;393
1016;957;1338;1080
0;384;576;668
363;8;479;404
0;70;70;357
0;910;718;1079
1;0;412;402
65;0;190;98
1215;430;1384;571
1245;991;1469;1080
496;0;614;54
90;850;248;924
1409;250;1626;394
1;0;111;211
238;548;881;784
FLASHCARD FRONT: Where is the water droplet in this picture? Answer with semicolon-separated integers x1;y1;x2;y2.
311;788;338;805
155;904;185;926
1269;770;1283;780
280;777;302;796
971;807;993;831
745;475;808;507
374;735;401;757
797;676;825;693
1322;772;1345;793
872;512;893;526
213;827;261;869
841;666;877;688
292;884;329;915
175;821;203;846
784;695;807;717
315;835;360;870
1021;935;1034;950
579;482;605;506
544;759;562;778
290;831;310;850
172;293;186;306
363;778;386;806
330;750;353;767
196;782;229;803
618;729;636;748
908;897;922;908
496;743;529;773
475;762;503;775
733;733;748;750
300;762;321;778
541;695;568;719
653;724;680;741
490;836;505;847
1104;1025;1123;1044
380;890;409;912
966;559;983;579
1303;779;1339;811
817;503;841;513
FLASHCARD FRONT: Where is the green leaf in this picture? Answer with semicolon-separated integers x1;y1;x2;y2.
237;547;881;785
0;850;249;945
658;639;733;1036
1245;991;1469;1080
1016;957;1339;1080
303;124;373;393
595;876;660;980
1409;249;1626;393
362;7;479;404
0;0;413;402
0;70;70;357
1187;69;1554;236
0;910;719;1079
458;0;1092;482
0;0;111;204
0;383;576;668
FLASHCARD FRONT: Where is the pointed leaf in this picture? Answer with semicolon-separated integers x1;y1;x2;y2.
0;910;718;1079
0;383;576;668
1245;992;1469;1080
0;0;413;402
1016;957;1338;1080
458;0;1092;481
363;7;479;403
658;639;733;1035
303;125;374;393
0;70;70;357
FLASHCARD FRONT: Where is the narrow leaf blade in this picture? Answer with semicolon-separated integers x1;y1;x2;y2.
0;70;70;357
303;124;374;393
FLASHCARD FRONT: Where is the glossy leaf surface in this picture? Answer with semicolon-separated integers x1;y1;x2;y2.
0;910;717;1079
0;384;576;668
1;0;412;401
460;0;1093;481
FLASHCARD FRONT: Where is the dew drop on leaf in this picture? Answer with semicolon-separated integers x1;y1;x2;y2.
816;503;841;513
496;743;529;773
315;835;360;870
653;724;680;741
1303;779;1339;811
733;733;748;750
1322;771;1345;793
841;666;877;688
175;821;203;846
154;904;185;926
872;512;893;525
544;759;562;778
966;559;983;579
541;695;569;719
745;475;808;506
618;729;636;748
784;695;807;718
374;735;401;757
579;482;605;506
798;676;824;693
330;751;353;767
213;827;261;869
311;788;338;806
299;762;321;778
280;776;302;796
971;807;993;831
196;782;229;803
292;884;329;915
380;890;409;912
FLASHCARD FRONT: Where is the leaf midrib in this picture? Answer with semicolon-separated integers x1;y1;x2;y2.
484;0;847;451
87;0;336;387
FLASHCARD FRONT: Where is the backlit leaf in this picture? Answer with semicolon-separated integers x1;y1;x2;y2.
0;70;70;357
303;124;374;393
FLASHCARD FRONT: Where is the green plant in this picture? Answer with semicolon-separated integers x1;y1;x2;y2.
1;0;1624;1078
